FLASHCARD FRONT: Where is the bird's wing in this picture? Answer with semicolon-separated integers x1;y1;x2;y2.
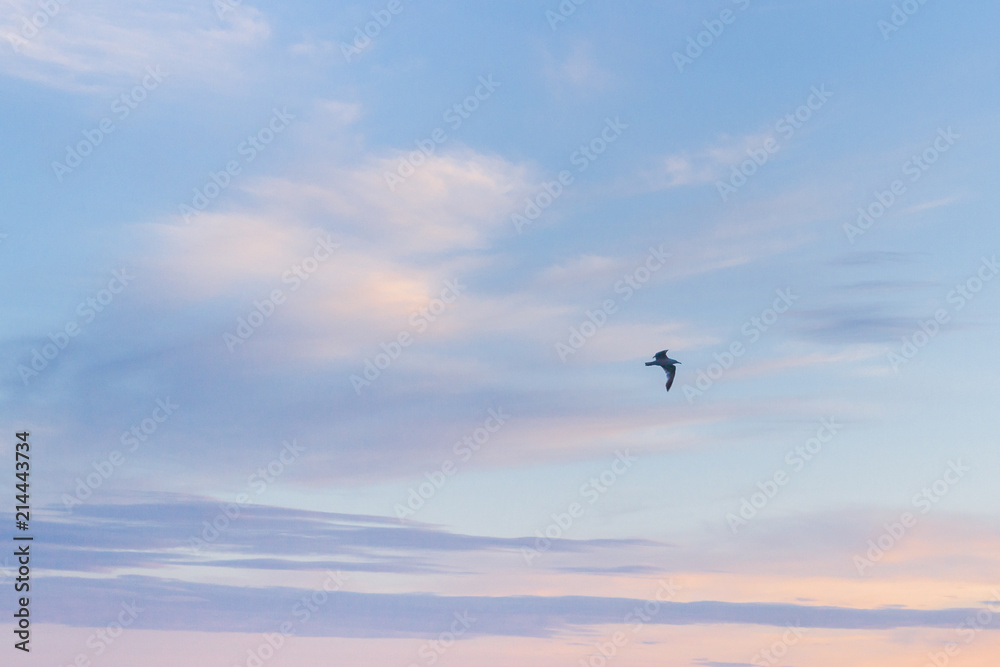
665;365;676;391
653;350;668;360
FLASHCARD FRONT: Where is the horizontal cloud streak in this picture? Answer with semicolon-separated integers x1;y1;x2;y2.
17;500;653;574
23;575;1000;638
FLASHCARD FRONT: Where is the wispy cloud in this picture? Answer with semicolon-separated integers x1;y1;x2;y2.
623;132;775;193
30;573;1000;637
542;41;612;92
0;0;269;91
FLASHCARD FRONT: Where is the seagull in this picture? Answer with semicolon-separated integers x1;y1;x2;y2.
645;350;681;391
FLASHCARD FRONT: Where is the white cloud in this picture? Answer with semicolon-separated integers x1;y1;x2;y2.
542;41;612;91
249;148;533;254
288;37;337;58
627;131;775;192
133;131;538;360
900;195;962;215
0;0;270;91
727;344;888;381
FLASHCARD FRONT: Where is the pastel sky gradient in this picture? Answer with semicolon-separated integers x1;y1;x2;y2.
2;1;999;665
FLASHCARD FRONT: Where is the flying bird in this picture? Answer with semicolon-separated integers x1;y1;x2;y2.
645;350;681;391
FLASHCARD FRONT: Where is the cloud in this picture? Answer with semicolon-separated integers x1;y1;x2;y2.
837;280;937;293
535;255;628;291
625;132;775;193
578;181;847;284
288;37;338;58
791;306;925;344
248;148;532;254
543;41;612;92
123;131;536;366
720;344;887;382
830;251;923;266
19;500;652;576
557;565;664;575
25;574;1000;638
901;195;962;215
0;0;269;92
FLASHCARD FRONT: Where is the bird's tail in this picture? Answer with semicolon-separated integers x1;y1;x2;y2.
644;361;655;366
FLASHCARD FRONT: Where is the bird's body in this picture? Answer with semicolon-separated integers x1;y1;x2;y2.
645;349;681;391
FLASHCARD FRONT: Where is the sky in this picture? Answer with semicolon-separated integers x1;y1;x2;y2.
1;0;1000;665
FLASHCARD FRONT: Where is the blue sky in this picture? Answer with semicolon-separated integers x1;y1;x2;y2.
2;1;1000;665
